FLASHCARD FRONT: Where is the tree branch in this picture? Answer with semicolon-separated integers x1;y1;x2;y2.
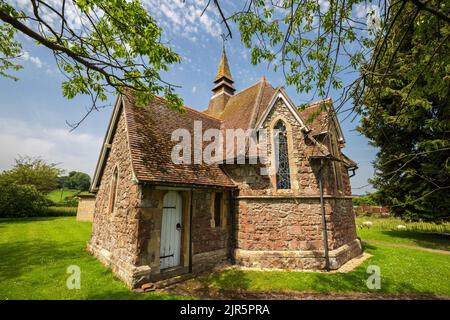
0;8;118;85
408;0;450;23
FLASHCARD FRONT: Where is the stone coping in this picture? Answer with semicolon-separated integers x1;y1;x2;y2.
235;239;361;259
77;193;96;198
235;239;362;270
224;252;371;274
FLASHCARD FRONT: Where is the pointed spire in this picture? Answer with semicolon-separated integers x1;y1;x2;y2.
211;46;235;96
206;46;235;115
215;46;233;82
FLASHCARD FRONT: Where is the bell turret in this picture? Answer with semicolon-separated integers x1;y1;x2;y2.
206;47;235;115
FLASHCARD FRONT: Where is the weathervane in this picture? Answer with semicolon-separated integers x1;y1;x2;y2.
221;33;228;47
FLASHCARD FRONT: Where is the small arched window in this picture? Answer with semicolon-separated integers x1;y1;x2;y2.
274;120;291;189
109;167;119;213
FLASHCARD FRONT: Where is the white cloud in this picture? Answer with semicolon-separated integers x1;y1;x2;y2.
10;0;101;32
354;3;367;19
241;49;248;60
142;0;222;41
0;118;102;176
192;86;197;93
19;51;43;68
10;0;219;42
354;3;380;26
366;5;381;33
354;3;382;32
318;0;330;13
29;56;43;68
19;51;29;60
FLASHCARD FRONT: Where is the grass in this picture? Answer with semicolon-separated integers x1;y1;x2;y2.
78;191;94;196
202;217;450;297
356;217;450;251
0;217;187;300
356;216;450;234
46;189;80;203
204;242;450;296
0;216;449;299
44;206;77;216
45;189;79;217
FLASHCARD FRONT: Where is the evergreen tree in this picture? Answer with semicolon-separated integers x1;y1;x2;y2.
358;1;450;221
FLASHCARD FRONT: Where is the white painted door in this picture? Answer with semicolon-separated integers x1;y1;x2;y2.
160;191;182;269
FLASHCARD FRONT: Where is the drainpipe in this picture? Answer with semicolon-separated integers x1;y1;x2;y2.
188;189;193;273
318;159;330;271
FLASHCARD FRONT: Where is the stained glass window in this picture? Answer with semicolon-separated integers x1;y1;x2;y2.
274;120;291;189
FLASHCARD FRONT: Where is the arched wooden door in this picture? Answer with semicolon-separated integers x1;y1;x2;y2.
160;191;182;269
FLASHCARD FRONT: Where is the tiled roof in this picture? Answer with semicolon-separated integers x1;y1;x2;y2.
212;78;276;130
91;70;356;191
299;98;333;137
122;93;235;188
254;78;279;125
299;99;357;165
341;152;358;168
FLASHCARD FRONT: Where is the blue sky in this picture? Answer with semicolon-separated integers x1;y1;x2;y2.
0;0;377;194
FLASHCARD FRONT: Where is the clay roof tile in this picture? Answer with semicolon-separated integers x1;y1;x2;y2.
122;92;235;188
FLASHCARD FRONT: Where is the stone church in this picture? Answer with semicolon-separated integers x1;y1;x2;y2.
88;48;362;288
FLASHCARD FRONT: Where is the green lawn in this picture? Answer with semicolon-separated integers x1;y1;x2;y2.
204;243;450;296
0;217;449;299
0;218;185;300
46;189;80;203
201;217;450;297
45;189;79;217
356;217;450;251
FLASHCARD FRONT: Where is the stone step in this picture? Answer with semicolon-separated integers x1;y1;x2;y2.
155;272;196;289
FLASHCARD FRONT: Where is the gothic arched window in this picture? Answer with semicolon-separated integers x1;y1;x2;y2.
274;120;291;189
109;167;119;213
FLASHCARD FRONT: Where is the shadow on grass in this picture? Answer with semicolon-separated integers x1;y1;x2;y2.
377;230;450;250
362;242;378;251
86;290;183;300
196;243;440;298
0;239;185;300
206;269;252;291
0;240;86;282
202;268;373;294
0;217;67;224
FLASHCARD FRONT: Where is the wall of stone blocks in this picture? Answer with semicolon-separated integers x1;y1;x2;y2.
76;196;95;222
88;109;141;286
234;196;361;270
